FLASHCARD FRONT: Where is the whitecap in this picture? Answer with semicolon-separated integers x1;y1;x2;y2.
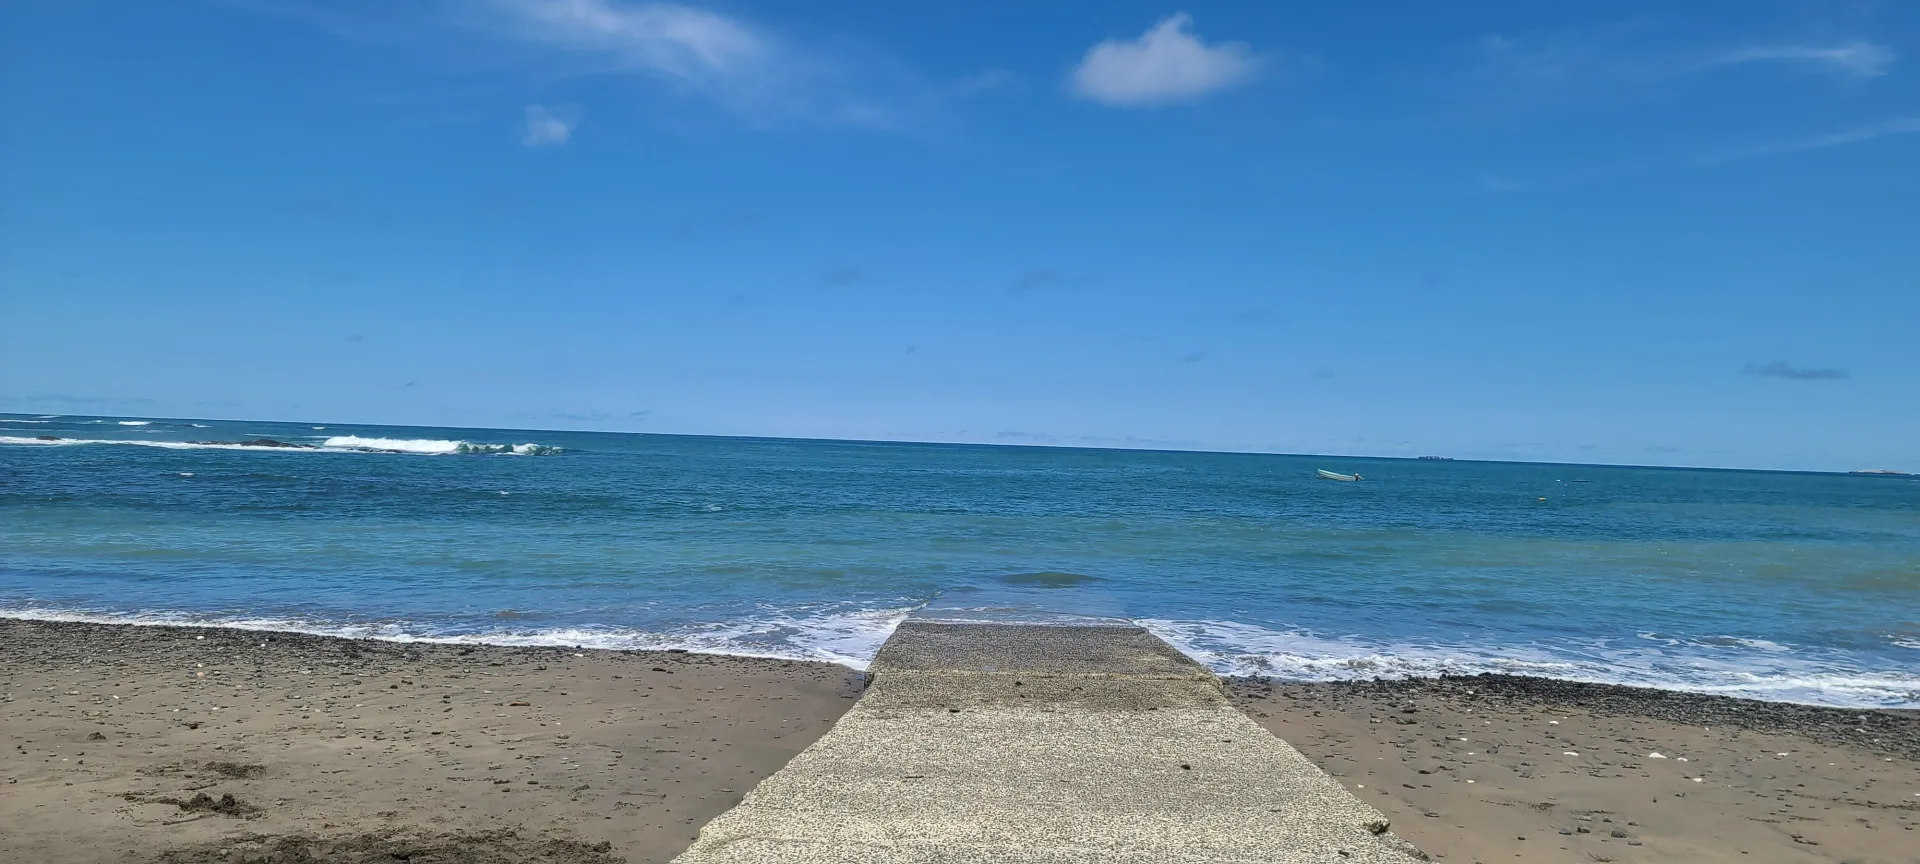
320;436;560;456
2;435;558;456
116;420;152;426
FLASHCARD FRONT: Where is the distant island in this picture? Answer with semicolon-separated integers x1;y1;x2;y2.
1848;469;1912;476
1417;455;1454;461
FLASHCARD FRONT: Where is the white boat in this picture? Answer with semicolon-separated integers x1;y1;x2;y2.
1317;469;1361;482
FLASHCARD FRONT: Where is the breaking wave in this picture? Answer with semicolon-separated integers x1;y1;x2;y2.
0;604;911;670
320;436;560;455
1140;618;1920;709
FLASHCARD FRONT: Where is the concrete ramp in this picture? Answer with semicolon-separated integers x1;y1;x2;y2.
671;621;1424;863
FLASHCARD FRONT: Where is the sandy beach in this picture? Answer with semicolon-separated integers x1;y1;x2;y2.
1229;676;1920;863
5;619;1917;863
0;619;862;864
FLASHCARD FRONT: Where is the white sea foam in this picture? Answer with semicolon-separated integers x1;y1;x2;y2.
1140;618;1920;709
4;419;51;423
321;436;464;454
321;436;560;456
0;435;559;456
117;420;153;426
1893;637;1920;651
0;604;912;670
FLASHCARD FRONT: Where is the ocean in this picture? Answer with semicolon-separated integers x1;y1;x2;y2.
3;414;1917;708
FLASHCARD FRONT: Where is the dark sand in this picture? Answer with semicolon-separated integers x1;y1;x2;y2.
8;619;1917;864
0;620;862;864
1228;676;1920;863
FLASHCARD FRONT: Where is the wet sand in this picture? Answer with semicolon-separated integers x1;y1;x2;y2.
1228;676;1920;864
0;619;863;864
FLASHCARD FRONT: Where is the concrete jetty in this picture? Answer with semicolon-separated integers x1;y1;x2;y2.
672;620;1425;863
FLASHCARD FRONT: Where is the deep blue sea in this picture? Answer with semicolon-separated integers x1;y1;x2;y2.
4;414;1917;708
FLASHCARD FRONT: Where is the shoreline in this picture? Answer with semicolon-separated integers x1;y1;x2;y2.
5;618;1915;863
5;608;1914;710
1225;673;1920;762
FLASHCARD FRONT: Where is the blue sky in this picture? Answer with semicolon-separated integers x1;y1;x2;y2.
2;0;1916;471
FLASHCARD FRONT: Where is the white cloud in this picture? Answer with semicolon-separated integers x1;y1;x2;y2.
521;104;577;147
1070;14;1259;107
1708;41;1895;78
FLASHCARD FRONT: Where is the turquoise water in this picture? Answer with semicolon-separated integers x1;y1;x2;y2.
4;414;1917;707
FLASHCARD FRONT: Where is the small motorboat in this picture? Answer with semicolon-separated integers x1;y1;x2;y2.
1317;469;1361;482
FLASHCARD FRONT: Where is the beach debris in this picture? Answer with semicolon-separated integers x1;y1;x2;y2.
1648;752;1667;758
158;792;260;818
1562;751;1579;756
1365;818;1390;834
508;701;530;707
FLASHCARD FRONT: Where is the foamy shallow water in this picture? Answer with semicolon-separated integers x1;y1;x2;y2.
5;413;1918;707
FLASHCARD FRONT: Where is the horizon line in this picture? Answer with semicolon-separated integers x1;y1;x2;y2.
2;410;1905;477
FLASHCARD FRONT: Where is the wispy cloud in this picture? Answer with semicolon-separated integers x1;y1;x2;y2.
1743;361;1849;380
521;104;578;147
465;0;857;127
247;0;954;131
1705;41;1895;78
473;0;771;88
1708;116;1920;163
1070;14;1260;107
1466;23;1896;109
